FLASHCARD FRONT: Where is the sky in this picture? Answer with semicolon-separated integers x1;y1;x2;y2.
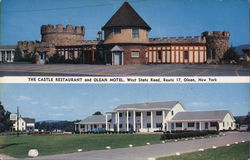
1;83;249;121
1;0;249;46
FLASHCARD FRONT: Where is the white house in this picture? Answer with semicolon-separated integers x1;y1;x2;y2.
106;101;185;132
13;117;35;132
75;114;111;132
169;110;236;131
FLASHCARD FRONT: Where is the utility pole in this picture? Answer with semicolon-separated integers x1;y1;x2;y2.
17;106;19;137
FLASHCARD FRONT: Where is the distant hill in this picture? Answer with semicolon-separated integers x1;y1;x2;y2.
234;44;250;56
37;120;64;123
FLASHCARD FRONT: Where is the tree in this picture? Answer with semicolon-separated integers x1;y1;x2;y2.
93;111;102;115
0;102;13;132
223;47;239;63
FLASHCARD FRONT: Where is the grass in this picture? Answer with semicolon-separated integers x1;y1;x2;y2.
0;134;161;158
158;141;250;160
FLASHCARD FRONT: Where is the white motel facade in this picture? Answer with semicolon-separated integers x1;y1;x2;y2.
75;101;236;133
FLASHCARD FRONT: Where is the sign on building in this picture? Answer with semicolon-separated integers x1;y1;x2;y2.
10;114;17;121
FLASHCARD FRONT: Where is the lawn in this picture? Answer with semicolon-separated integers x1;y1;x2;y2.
158;141;250;160
0;134;161;158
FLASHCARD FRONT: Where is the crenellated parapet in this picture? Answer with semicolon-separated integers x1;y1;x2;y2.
41;24;85;35
149;36;206;44
202;31;230;62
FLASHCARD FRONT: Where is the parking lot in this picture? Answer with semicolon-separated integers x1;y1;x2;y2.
0;64;249;76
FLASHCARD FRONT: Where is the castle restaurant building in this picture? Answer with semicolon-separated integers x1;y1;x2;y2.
18;2;230;65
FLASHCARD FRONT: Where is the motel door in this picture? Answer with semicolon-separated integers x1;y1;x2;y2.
113;51;123;65
39;52;46;64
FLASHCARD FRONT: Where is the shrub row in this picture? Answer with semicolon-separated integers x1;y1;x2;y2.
76;131;135;134
160;130;218;140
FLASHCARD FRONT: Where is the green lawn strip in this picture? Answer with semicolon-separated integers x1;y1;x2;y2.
0;134;161;158
157;141;250;160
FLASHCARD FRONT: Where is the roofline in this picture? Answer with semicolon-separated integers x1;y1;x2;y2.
107;108;171;112
169;119;222;122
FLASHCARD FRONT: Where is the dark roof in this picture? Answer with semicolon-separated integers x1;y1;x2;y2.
102;2;151;30
0;45;17;50
79;115;111;124
112;101;180;111
149;36;206;44
171;110;234;121
22;117;35;123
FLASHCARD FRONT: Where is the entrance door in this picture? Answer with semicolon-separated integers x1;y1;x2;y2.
113;51;122;65
39;52;46;64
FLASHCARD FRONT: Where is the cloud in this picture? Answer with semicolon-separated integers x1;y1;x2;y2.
50;105;74;110
48;113;64;116
17;95;31;101
110;98;120;102
188;101;209;107
30;101;39;105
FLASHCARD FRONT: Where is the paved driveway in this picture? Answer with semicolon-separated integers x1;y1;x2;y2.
0;64;249;76
23;132;249;160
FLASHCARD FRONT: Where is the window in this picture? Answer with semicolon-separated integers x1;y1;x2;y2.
145;51;148;58
171;123;174;129
188;122;194;127
102;124;106;128
131;51;140;58
171;111;174;116
136;112;141;117
119;112;122;117
156;111;162;116
119;124;122;128
196;122;200;129
156;123;162;128
210;122;217;127
128;112;131;117
94;124;97;128
176;123;182;128
205;122;208;129
132;28;139;38
223;122;225;127
231;122;233;127
157;51;162;60
147;112;151;116
184;51;189;60
147;123;151;128
113;28;121;34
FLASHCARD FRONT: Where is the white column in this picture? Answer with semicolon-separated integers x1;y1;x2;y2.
126;111;129;131
105;114;108;130
133;110;136;131
162;111;165;131
78;124;81;132
117;112;120;132
151;111;153;130
140;112;143;131
182;122;184;130
199;122;202;131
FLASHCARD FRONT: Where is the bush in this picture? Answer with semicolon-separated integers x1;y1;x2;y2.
160;130;218;140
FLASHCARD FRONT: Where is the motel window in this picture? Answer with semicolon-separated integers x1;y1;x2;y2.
102;124;106;128
210;122;217;127
94;124;97;128
119;124;122;128
176;123;182;128
205;122;208;129
113;28;121;34
132;28;139;38
156;111;162;116
131;51;140;58
136;112;141;117
157;50;162;60
171;123;174;130
156;123;162;128
147;123;151;128
147;112;151;116
119;113;123;117
184;51;189;60
188;122;195;127
145;51;148;58
231;122;233;127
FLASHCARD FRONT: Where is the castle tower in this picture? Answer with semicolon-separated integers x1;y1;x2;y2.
202;31;230;63
40;24;85;46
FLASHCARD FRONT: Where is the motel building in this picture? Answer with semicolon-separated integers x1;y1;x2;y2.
75;114;111;133
12;117;35;132
106;101;185;132
75;101;236;133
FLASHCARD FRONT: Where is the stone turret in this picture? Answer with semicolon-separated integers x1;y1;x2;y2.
202;31;230;63
41;24;85;46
